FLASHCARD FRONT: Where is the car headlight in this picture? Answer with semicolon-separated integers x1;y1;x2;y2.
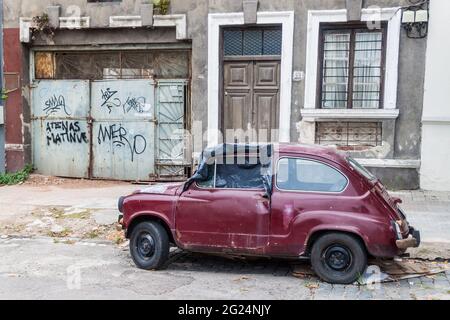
118;196;125;213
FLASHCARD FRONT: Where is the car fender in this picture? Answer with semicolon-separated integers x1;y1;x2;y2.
125;210;175;239
289;210;396;257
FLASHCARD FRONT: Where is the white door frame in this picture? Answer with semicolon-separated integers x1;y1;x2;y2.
207;11;295;145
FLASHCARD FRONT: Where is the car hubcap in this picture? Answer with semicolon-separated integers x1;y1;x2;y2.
323;245;352;271
137;233;155;259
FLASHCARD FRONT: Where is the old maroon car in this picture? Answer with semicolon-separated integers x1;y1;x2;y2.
118;144;420;284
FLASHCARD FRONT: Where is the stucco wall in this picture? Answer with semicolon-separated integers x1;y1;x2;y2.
2;0;427;189
420;0;450;191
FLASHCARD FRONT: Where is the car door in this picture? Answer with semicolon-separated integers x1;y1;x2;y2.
269;156;350;256
175;158;270;254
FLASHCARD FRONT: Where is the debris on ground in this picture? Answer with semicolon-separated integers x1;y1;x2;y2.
1;205;123;244
292;258;449;284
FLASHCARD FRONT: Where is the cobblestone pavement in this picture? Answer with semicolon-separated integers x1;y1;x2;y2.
0;237;449;300
0;184;449;300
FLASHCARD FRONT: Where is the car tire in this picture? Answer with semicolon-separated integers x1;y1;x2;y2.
129;221;169;270
310;233;367;284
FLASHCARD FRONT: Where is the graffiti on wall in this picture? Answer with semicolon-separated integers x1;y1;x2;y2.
97;123;147;162
100;88;147;114
43;94;71;116
46;121;88;146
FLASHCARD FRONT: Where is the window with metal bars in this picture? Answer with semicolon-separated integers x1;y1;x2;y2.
223;27;282;57
318;24;386;109
315;122;383;150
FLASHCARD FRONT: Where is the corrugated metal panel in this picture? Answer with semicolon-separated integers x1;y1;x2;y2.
155;80;188;178
91;80;155;180
31;80;90;177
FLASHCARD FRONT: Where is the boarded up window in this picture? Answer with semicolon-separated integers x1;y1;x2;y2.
35;50;190;80
35;52;56;79
315;122;382;150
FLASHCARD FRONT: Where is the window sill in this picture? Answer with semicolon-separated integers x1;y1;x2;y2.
300;108;399;121
355;158;421;169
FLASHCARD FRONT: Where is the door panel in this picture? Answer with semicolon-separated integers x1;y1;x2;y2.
223;60;280;142
224;92;252;131
91;80;155;180
224;62;252;88
254;61;280;88
32;80;90;178
253;91;279;141
176;185;270;253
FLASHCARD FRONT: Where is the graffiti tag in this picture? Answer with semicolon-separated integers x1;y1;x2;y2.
124;96;146;114
100;88;121;113
97;124;147;162
46;121;88;146
43;95;71;116
100;88;147;115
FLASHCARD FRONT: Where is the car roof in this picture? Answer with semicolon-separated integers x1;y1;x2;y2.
276;143;348;165
202;143;348;166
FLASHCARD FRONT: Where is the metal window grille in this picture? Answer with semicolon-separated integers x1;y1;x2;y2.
315;122;383;150
223;27;282;56
320;26;385;109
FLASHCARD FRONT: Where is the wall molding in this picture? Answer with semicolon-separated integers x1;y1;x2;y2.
110;16;142;28
59;17;90;29
304;7;402;110
355;158;421;169
207;11;294;145
20;14;187;43
422;117;450;124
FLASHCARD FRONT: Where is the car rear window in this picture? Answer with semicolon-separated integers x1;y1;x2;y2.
276;158;348;193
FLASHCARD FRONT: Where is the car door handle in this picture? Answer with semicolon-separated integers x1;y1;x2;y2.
253;193;269;200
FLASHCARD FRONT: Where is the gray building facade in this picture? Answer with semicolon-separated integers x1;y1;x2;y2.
2;0;428;189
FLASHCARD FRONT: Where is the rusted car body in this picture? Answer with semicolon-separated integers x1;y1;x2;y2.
118;144;420;284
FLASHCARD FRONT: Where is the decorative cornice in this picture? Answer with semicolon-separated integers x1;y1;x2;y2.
20;14;187;43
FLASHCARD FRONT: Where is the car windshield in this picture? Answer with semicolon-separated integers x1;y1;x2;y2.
347;157;377;182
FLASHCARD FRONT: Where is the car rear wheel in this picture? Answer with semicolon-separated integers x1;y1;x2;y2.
129;221;169;270
310;233;367;284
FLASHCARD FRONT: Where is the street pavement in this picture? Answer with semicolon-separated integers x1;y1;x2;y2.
0;182;449;300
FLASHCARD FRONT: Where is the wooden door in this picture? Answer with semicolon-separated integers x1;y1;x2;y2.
223;60;280;142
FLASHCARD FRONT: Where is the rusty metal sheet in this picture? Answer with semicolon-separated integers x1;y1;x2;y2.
91;80;155;180
31;80;90;178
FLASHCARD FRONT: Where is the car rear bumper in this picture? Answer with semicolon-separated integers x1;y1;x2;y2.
396;226;420;250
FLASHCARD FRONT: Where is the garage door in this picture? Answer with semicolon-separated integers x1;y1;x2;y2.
32;79;187;181
32;80;91;178
91;80;156;180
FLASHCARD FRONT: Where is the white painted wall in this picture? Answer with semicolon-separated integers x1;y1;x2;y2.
420;0;450;191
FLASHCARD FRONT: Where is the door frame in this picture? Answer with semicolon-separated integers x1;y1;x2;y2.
207;11;295;145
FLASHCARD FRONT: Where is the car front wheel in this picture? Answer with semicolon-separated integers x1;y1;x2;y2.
310;233;367;284
129;221;169;270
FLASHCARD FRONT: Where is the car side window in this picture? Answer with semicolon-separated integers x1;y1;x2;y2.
197;160;266;189
276;158;348;193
